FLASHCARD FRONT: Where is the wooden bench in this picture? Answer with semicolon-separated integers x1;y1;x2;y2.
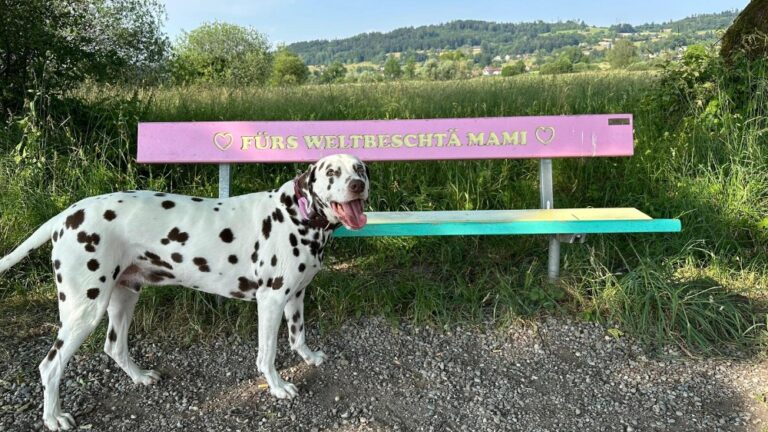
137;114;681;281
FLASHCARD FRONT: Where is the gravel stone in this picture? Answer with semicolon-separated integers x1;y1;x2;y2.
1;316;767;431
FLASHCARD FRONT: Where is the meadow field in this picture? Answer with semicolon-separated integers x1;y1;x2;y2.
1;68;766;354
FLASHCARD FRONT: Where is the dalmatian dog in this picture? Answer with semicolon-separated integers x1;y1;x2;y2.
0;153;369;431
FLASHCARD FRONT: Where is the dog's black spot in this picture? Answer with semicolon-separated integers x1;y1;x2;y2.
296;289;303;298
290;336;295;345
289;233;298;247
219;228;234;243
272;208;284;223
171;253;183;263
298;227;309;236
56;273;62;283
266;278;273;288
214;207;219;212
117;200;123;203
280;193;293;208
164;227;189;245
191;197;203;202
59;228;64;238
108;328;117;342
65;209;85;230
154;193;166;197
54;259;61;270
292;311;300;322
313;232;320;240
193;257;210;272
59;292;66;301
161;200;175;209
230;291;245;299
147;270;175;283
112;266;121;280
290;324;296;334
238;276;259;292
47;349;57;361
271;255;277;266
52;231;58;242
87;259;100;271
293;248;299;257
86;288;100;299
298;263;306;272
262;217;272;239
99;275;106;283
285;288;290;295
144;251;173;270
103;210;117;221
77;231;101;253
272;276;284;291
250;242;260;262
228;255;238;264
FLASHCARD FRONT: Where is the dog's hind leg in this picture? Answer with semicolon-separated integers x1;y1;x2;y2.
283;289;326;366
40;289;111;430
104;286;160;385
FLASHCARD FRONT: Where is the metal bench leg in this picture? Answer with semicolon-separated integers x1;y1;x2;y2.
216;164;232;306
548;236;560;281
539;159;559;283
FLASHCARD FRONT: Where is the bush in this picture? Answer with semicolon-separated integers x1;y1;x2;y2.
170;22;272;86
539;57;573;75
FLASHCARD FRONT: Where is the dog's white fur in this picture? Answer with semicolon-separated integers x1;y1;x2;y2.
0;154;369;431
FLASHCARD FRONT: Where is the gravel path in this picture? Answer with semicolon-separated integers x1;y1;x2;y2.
1;316;767;431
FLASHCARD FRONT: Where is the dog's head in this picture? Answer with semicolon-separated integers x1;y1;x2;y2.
296;154;369;230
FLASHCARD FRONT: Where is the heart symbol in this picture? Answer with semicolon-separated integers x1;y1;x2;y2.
535;126;555;145
213;132;233;151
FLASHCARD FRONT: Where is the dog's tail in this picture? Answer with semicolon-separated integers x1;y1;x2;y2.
0;217;59;274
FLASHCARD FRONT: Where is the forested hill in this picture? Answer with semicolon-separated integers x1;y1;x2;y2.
287;10;738;65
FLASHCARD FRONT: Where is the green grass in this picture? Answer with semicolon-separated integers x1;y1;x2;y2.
1;70;766;354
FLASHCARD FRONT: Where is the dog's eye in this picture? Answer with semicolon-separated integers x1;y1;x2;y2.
355;165;365;176
326;168;334;177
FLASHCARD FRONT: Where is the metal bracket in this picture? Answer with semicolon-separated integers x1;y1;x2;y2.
557;233;587;244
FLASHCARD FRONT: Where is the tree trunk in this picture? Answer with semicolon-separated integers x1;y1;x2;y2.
720;0;768;62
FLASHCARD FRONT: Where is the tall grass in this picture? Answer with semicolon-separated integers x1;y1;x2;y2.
1;70;766;353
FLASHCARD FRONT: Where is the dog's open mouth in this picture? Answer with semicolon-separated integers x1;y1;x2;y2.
331;199;367;230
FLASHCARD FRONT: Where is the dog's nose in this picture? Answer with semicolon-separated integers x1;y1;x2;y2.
348;179;365;194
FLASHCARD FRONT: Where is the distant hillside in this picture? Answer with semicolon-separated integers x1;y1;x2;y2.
287;11;738;65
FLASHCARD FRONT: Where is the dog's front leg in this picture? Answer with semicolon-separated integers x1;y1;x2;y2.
256;295;298;399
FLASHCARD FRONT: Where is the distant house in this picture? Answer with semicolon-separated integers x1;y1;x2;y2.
482;67;502;76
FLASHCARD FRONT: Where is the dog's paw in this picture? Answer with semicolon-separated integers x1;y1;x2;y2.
43;412;75;430
270;380;299;399
303;349;326;367
132;369;161;385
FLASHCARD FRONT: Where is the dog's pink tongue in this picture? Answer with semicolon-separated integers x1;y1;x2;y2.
340;200;367;230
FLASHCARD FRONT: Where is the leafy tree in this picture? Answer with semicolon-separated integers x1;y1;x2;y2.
501;60;526;76
170;22;271;85
721;0;768;63
0;0;169;112
539;57;573;75
404;57;418;79
269;48;309;86
383;57;402;79
610;23;637;33
607;39;638;69
320;61;347;83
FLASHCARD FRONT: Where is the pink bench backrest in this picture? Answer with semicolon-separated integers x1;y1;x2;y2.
137;114;633;164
